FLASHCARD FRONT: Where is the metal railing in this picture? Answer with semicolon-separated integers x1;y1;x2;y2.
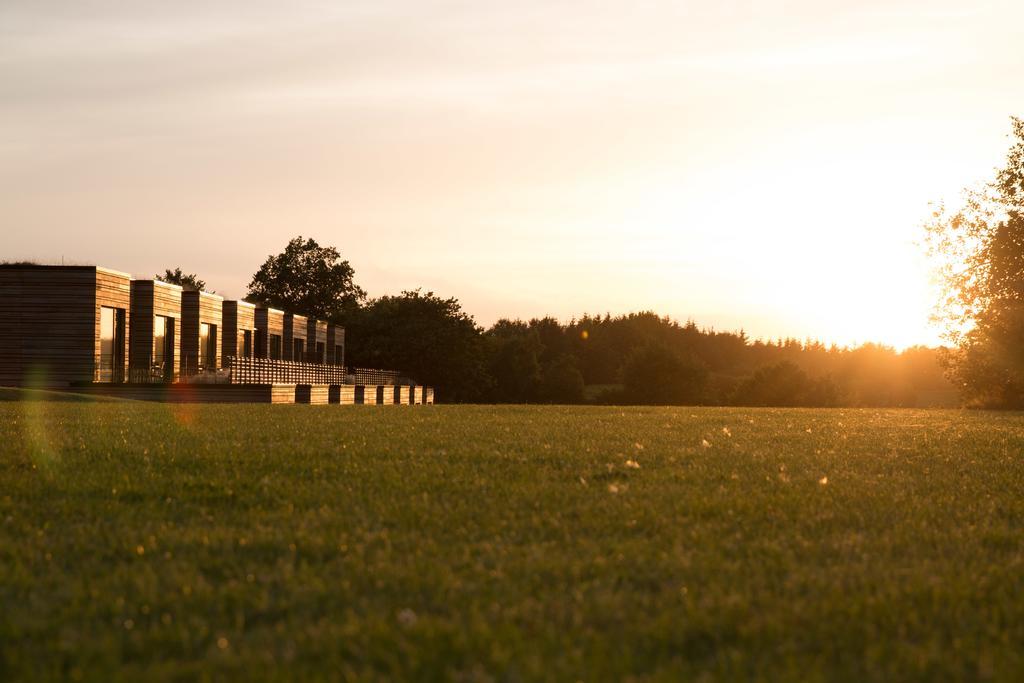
349;367;403;385
93;354;125;383
225;356;348;385
97;352;406;386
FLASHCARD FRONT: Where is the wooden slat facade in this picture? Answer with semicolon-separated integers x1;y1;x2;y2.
283;313;308;362
68;383;296;403
130;280;182;382
222;300;256;360
181;290;223;374
307;318;328;364
1;264;428;399
295;384;329;404
327;324;345;366
255;307;284;359
0;265;131;387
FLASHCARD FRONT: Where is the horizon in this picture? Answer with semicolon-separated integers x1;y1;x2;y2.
4;1;1023;349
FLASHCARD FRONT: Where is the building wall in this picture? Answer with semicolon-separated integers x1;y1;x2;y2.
283;313;308;361
181;290;223;371
0;266;130;387
254;307;284;359
307;319;327;363
130;280;182;381
222;300;256;360
327;325;346;366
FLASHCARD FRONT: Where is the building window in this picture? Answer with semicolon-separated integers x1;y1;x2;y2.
293;338;305;362
270;334;282;360
334;344;344;367
98;306;125;382
238;330;252;358
153;315;172;379
199;323;216;370
316;342;325;364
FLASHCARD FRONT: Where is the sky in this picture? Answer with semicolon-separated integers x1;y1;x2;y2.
2;1;1023;348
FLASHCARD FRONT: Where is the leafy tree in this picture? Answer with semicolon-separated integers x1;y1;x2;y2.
924;117;1024;407
486;321;542;402
345;290;489;402
621;343;708;405
731;361;839;407
157;268;206;291
247;237;365;322
537;354;585;404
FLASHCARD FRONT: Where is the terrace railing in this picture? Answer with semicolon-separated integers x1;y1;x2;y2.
224;356;347;385
349;367;403;385
93;354;125;383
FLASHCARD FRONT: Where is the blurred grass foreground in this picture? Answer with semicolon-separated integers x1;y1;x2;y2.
1;396;1023;680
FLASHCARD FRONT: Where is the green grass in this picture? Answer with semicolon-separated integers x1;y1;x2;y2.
1;401;1023;681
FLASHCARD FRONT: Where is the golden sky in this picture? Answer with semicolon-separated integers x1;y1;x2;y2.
2;1;1022;347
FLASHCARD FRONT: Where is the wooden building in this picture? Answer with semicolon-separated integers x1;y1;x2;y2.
0;264;430;400
181;290;223;375
327;324;345;366
307;318;328;364
255;307;284;360
283;312;308;362
0;265;131;387
130;280;182;382
222;300;256;361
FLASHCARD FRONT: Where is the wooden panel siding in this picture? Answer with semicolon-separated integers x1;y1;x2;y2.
295;384;329;404
425;387;435;404
130;280;182;382
283;313;308;361
307;318;328;364
222;300;256;360
68;383;295;403
395;385;410;405
181;290;223;375
254;307;284;359
0;265;130;387
338;385;356;405
326;324;345;365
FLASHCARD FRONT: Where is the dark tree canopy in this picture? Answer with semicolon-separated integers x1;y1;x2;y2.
925;117;1024;407
345;290;489;402
731;361;839;407
247;237;365;323
157;268;206;291
621;343;709;405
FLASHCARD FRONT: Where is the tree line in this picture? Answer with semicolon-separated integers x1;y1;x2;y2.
163;241;956;406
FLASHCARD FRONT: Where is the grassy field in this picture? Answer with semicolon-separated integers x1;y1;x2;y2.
1;397;1023;681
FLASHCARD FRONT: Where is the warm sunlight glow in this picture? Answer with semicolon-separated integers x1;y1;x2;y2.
2;0;1021;346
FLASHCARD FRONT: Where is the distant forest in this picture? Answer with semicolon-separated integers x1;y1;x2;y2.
348;309;956;407
469;314;956;407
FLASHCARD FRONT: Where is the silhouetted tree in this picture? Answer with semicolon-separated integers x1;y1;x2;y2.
924;117;1024;407
486;321;542;402
537;354;585;404
157;268;206;291
732;361;839;407
247;237;365;322
346;290;489;402
621;343;708;405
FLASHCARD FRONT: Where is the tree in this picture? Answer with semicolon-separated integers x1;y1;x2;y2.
621;343;708;405
537;354;585;404
924;117;1024;407
486;321;542;403
247;237;365;322
731;361;839;407
157;268;206;291
345;290;489;402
